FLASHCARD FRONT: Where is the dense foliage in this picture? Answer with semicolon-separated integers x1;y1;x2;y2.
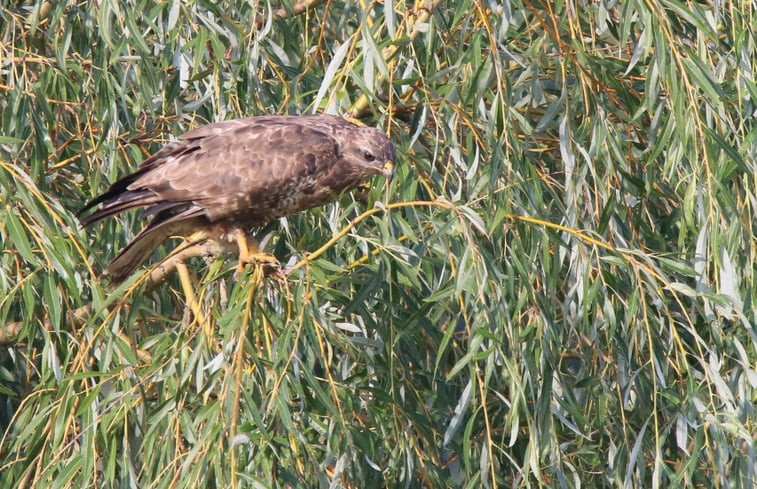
1;0;756;487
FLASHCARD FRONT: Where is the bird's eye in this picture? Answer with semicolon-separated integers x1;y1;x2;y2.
362;150;376;162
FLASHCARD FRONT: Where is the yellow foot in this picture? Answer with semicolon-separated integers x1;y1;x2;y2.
241;252;277;265
235;252;279;276
232;229;278;275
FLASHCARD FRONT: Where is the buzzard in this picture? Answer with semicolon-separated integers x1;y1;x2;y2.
79;115;396;283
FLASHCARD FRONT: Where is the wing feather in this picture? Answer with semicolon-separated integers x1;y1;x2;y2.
126;119;343;222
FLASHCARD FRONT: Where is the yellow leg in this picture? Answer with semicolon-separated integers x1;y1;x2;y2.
234;229;250;274
176;261;205;325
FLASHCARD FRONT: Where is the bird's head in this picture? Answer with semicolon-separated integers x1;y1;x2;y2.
346;126;396;180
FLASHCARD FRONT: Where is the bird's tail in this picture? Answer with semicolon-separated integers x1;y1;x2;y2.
104;225;174;284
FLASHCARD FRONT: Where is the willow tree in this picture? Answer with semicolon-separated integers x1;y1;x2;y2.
1;1;755;487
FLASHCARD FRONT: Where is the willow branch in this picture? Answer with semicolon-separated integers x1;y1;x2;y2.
346;0;443;119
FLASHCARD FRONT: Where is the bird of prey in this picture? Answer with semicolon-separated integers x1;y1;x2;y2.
79;114;396;283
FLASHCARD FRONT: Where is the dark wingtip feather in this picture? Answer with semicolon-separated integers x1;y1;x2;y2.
78;190;138;226
77;170;145;223
77;196;104;218
78;188;164;228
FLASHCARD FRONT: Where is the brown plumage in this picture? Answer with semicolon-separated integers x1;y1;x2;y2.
79;115;396;282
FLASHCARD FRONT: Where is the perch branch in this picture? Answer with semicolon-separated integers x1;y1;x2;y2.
0;239;231;346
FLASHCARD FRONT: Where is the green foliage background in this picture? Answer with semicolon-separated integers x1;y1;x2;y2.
1;0;756;487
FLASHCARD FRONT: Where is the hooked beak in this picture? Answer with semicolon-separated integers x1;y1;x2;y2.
381;160;394;179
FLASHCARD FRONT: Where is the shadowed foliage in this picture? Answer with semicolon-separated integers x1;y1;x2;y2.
1;0;756;487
